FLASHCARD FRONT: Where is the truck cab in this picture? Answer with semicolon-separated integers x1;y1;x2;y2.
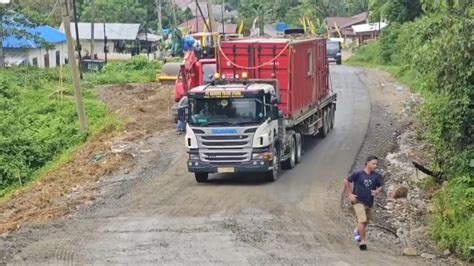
185;79;286;182
326;40;342;65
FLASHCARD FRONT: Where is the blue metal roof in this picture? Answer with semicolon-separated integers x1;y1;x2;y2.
3;25;66;49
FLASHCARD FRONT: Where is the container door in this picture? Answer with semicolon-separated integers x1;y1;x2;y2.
253;42;290;115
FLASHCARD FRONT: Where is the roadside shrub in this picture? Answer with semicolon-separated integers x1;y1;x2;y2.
86;56;161;85
432;177;474;261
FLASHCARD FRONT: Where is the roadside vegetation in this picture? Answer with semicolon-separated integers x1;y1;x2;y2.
348;1;473;260
0;56;161;198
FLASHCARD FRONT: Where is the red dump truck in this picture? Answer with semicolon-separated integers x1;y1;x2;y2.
185;36;337;183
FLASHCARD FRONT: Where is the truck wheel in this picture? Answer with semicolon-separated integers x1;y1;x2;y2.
320;110;329;138
295;133;302;164
265;146;280;182
282;138;296;169
195;173;209;183
337;60;341;65
329;105;335;130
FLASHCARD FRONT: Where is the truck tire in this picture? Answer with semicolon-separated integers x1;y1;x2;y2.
295;133;302;164
265;145;280;182
282;138;296;169
329;105;335;129
195;173;209;183
320;110;329;138
336;59;341;65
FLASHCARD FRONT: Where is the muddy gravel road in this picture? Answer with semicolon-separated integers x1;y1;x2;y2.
1;66;429;265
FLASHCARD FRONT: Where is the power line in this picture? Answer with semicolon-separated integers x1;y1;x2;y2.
46;0;60;20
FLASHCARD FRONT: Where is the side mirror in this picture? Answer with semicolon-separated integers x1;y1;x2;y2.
271;105;280;120
271;96;279;104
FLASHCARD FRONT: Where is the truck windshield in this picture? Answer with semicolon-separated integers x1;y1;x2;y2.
327;41;340;50
189;97;265;127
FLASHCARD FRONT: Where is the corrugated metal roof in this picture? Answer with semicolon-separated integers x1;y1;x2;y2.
325;12;368;29
352;22;388;33
3;25;66;49
137;32;161;42
59;23;140;40
178;18;237;34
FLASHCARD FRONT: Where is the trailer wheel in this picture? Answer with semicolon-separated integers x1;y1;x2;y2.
320;110;329;138
329;105;335;130
295;133;302;164
195;173;209;183
282;138;296;170
265;145;280;182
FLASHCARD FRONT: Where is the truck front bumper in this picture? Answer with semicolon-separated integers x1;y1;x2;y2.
187;159;272;174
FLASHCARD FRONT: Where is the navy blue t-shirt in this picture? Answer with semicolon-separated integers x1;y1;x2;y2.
347;170;384;208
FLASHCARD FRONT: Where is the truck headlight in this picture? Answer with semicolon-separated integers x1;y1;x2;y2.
252;152;273;161
336;52;341;56
189;153;199;160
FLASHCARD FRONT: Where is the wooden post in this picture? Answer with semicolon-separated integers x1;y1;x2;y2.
90;0;95;57
60;0;88;131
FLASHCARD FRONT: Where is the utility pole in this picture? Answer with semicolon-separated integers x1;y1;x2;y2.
145;23;149;60
155;0;162;60
60;0;88;131
72;0;83;79
206;0;215;32
221;0;225;36
103;23;108;63
195;0;198;32
173;5;177;28
155;0;162;33
90;0;95;57
0;11;4;68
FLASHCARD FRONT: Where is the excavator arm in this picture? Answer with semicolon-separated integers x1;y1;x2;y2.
175;50;199;102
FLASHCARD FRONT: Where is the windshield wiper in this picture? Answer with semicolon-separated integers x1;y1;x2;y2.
234;121;259;126
205;121;235;126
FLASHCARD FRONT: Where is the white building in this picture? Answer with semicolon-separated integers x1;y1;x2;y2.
3;25;68;68
59;23;159;60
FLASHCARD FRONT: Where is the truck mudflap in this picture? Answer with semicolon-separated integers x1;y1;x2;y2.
187;159;273;174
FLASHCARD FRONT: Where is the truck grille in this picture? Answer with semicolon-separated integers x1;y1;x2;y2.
202;152;248;163
195;128;255;163
201;135;249;141
202;141;248;147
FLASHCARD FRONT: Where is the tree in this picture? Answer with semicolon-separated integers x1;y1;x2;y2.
239;0;276;34
369;0;423;23
78;0;192;32
80;0;147;23
14;0;62;26
421;0;472;16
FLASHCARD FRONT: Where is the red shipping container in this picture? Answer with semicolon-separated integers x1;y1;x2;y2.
218;38;329;120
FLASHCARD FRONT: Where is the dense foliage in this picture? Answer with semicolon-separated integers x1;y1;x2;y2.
13;0;194;31
349;1;473;259
0;56;161;197
238;0;369;34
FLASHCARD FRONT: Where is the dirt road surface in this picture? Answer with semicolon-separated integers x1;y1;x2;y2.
1;66;430;265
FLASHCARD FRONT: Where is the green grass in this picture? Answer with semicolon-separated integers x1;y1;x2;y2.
0;56;161;198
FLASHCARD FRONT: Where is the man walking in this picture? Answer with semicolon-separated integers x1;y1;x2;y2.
344;155;384;250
